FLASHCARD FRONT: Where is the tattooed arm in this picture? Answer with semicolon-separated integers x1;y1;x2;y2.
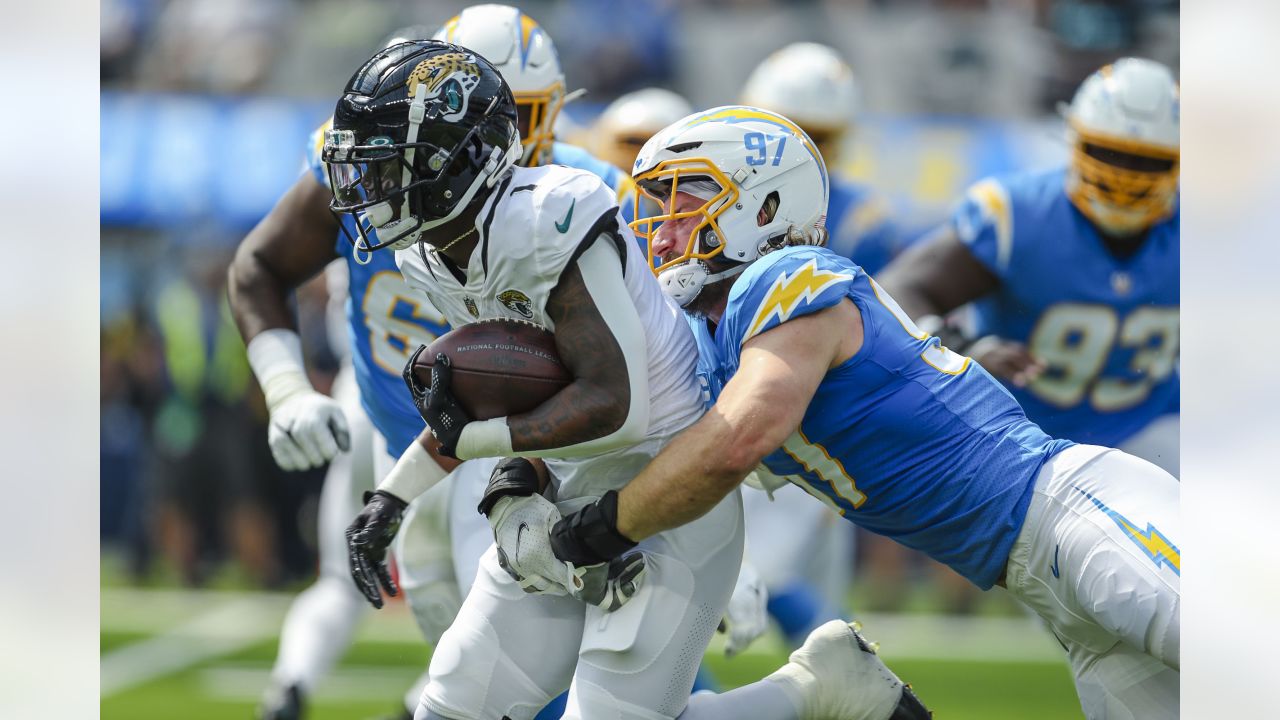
507;234;649;455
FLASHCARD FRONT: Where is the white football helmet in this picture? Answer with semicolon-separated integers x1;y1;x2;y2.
741;43;861;164
1064;58;1180;236
631;106;829;307
435;4;565;166
592;88;694;173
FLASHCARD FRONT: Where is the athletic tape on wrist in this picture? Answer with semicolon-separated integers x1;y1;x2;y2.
246;329;313;412
455;417;514;460
379;439;449;503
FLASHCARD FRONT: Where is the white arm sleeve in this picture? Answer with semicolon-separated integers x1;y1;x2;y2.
514;234;649;458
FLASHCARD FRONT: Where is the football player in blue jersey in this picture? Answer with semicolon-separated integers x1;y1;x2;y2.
590;88;694;176
434;4;638;223
514;106;1181;719
229;10;647;719
878;58;1180;477
743;43;902;276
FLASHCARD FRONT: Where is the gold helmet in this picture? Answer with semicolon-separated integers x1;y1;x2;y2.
435;5;566;166
1065;58;1180;236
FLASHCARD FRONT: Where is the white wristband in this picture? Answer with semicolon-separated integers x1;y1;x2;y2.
455;417;514;460
379;439;450;503
246;329;313;412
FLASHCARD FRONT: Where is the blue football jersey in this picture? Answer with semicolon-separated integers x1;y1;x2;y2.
695;245;1073;588
953;168;1179;447
305;123;635;457
823;174;903;276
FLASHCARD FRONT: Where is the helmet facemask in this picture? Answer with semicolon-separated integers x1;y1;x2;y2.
1065;121;1179;237
633;158;802;308
325;82;520;256
514;81;566;166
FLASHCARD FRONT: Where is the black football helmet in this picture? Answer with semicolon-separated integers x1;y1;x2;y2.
323;40;522;254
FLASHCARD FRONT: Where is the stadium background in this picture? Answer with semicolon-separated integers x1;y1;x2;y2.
99;1;1178;718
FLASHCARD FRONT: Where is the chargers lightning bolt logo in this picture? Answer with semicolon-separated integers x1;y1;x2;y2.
743;258;851;342
1075;487;1180;575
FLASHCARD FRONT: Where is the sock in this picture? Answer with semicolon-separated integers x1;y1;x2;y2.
677;678;801;720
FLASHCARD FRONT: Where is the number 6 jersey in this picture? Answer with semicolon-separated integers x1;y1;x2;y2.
953;167;1179;448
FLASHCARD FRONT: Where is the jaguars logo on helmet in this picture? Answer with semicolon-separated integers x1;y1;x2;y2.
406;52;481;122
322;40;522;257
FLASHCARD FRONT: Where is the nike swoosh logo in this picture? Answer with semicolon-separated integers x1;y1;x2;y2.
1050;544;1060;579
555;199;575;233
516;522;530;557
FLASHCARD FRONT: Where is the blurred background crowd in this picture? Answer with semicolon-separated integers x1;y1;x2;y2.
100;0;1178;607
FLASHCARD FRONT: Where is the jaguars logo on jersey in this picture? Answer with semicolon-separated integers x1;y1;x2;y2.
498;289;534;319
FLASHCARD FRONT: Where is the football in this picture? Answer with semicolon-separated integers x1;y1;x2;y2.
411;318;573;420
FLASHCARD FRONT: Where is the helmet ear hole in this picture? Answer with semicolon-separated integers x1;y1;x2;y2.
758;192;780;226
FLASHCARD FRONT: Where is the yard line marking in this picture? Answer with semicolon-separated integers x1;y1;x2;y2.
101;596;281;696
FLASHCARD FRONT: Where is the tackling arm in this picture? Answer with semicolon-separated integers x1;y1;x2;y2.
228;173;341;339
611;300;860;544
227;172;347;470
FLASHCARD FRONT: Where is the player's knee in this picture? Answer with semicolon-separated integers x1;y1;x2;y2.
422;608;555;720
567;677;677;720
403;577;463;645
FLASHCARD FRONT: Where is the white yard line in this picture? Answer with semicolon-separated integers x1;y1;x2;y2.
101;595;285;697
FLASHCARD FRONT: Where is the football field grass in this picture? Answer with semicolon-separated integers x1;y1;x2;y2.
102;586;1083;719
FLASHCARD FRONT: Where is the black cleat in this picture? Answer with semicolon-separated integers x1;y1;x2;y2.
258;682;303;720
890;682;933;720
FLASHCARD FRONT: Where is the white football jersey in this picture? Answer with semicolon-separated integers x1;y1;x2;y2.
396;164;703;502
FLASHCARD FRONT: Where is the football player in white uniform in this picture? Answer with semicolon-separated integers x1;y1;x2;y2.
335;41;927;720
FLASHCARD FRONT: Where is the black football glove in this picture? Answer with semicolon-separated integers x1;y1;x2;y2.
403;348;471;458
477;457;542;517
345;490;407;609
550;491;648;612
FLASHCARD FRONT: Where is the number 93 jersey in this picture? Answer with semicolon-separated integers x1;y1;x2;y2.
953;167;1179;448
696;245;1073;589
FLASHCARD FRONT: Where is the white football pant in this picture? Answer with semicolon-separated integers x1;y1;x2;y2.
1005;444;1180;719
416;488;745;720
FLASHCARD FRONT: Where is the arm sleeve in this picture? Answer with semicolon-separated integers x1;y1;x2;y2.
513;233;650;459
951;177;1013;279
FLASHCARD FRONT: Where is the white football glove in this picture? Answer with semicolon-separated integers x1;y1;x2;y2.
488;493;574;595
248;329;351;472
267;390;351;471
721;560;769;658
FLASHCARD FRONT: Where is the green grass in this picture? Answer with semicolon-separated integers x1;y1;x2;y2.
102;630;1081;719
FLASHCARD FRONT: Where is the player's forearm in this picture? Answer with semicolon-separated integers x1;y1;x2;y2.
615;406;762;541
507;383;634;453
227;249;299;341
378;430;455;503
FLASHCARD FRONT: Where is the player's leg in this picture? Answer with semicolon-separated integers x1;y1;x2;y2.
562;489;746;719
415;545;586;720
1005;444;1180;715
1068;640;1180;720
261;366;374;717
744;486;850;644
680;619;929;720
1117;413;1179;478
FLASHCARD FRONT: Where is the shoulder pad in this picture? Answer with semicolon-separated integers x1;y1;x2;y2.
726;247;857;347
